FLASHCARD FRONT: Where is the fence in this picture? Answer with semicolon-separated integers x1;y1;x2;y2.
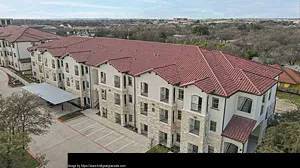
277;86;300;95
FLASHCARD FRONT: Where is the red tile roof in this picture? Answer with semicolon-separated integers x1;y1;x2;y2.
29;37;282;97
0;25;61;43
222;115;257;143
270;64;300;85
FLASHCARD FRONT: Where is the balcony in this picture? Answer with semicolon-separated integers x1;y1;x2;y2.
189;129;199;135
141;130;148;137
159;118;168;124
191;103;201;113
140;91;147;97
141;109;148;116
160;94;169;103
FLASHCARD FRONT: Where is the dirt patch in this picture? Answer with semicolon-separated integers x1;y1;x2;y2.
275;98;298;114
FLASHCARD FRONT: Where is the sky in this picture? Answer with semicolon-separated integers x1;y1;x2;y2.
0;0;299;19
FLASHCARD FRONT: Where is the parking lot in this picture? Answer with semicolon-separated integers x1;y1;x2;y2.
29;109;150;168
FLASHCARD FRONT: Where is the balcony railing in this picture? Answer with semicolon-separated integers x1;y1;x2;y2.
160;94;169;103
141;91;148;97
160;118;168;124
189;129;199;135
141;130;148;137
191;103;201;112
141;109;148;116
159;139;167;146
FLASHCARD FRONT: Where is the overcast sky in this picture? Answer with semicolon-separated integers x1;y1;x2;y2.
0;0;299;19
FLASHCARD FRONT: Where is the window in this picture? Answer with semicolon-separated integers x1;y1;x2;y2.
152;107;155;112
82;81;85;90
74;65;79;76
188;143;198;153
160;87;169;103
189;118;200;135
75;80;80;90
32;62;35;66
114;75;120;88
39;65;42;73
101;89;107;100
85;66;88;74
13;53;16;57
268;90;272;101
159;108;168;123
129;114;133;122
53;73;56;81
100;72;106;84
140;102;148;116
212;97;219;109
260;105;264;116
46;72;49;79
191;95;202;112
178;110;182;120
237;97;252;113
141;82;148;96
12;43;15;48
128;94;132;103
262;94;266;103
52;60;55;69
159;131;168;145
66;77;70;86
210;121;217;132
57;59;60;68
86;81;89;88
178;89;184;100
176;133;181;142
114;93;120;105
38;54;41;62
208;146;214;153
44;58;48;67
15;63;17;67
61;60;63;67
128;76;132;86
102;107;107;118
65;63;69;73
58;73;62;81
81;65;84;76
141;124;148;137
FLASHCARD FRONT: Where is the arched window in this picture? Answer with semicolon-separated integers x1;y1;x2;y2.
237;96;252;113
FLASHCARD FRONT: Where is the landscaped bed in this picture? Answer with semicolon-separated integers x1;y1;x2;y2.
58;111;84;121
146;145;170;153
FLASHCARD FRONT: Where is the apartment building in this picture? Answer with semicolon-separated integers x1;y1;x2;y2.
28;36;282;153
0;25;61;73
0;18;13;26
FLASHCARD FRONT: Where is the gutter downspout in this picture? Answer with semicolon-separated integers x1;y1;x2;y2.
88;66;93;108
16;43;22;72
133;76;137;128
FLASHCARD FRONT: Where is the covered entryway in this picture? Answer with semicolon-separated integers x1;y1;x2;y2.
222;115;257;153
22;83;80;112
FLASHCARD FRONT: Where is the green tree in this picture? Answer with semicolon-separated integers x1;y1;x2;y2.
0;91;53;167
256;108;300;153
192;25;210;35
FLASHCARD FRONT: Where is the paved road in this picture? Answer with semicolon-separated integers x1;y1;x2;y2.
0;67;22;97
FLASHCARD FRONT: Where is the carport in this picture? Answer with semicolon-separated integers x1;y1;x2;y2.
22;83;80;111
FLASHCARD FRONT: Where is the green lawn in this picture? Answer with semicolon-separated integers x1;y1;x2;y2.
146;145;170;153
276;91;300;107
58;111;84;121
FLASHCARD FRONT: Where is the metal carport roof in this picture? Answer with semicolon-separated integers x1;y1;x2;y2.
22;83;80;105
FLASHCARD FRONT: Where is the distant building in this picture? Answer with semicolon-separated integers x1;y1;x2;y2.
0;25;61;73
0;18;13;26
271;64;300;89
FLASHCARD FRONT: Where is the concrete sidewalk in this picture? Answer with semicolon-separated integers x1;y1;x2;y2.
82;108;152;147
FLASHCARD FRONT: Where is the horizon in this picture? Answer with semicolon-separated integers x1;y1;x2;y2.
0;0;299;19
